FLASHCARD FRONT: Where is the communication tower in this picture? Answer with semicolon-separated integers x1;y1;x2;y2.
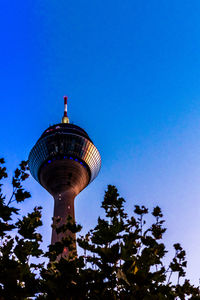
28;97;101;245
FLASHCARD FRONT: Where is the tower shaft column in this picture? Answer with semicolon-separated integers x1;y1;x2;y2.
51;190;76;245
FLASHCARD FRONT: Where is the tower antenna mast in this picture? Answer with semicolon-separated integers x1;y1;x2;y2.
62;96;70;123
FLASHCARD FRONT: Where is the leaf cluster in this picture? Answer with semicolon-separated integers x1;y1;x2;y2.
0;159;43;299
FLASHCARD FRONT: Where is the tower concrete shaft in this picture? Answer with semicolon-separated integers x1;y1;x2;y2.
39;159;90;244
52;190;75;244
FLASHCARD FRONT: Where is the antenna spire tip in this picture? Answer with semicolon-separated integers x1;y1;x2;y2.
62;95;69;124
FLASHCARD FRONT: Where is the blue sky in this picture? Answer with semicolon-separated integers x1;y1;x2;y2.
1;0;200;284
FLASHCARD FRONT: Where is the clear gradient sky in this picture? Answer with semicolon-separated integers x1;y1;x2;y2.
1;0;200;284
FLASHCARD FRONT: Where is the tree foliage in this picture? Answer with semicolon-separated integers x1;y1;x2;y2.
0;159;199;299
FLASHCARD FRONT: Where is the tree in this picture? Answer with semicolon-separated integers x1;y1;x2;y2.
0;159;43;299
0;159;199;299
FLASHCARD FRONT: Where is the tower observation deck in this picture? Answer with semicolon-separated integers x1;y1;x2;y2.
28;97;101;245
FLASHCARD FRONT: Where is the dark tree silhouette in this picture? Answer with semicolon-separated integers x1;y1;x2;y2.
0;159;199;299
